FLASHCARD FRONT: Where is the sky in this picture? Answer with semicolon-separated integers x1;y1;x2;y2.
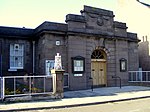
0;0;116;28
0;0;149;39
115;0;150;39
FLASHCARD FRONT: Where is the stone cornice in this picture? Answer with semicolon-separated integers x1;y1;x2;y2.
81;5;114;17
65;14;86;23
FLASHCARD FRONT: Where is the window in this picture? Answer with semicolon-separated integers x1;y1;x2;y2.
9;44;24;70
91;50;105;59
45;60;55;76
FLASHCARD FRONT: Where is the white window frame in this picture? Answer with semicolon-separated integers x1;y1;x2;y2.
9;44;24;71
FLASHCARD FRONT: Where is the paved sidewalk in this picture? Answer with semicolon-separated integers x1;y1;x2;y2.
0;86;150;112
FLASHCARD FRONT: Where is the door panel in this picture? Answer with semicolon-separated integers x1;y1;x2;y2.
91;61;106;86
99;62;106;85
91;62;98;85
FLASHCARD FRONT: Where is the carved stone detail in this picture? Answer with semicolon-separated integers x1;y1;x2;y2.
97;17;103;26
88;13;99;18
103;16;110;20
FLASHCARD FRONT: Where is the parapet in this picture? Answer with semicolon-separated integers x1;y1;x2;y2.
81;5;114;17
127;32;138;40
65;14;86;23
114;21;127;29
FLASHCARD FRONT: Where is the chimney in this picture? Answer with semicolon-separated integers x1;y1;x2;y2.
145;35;148;41
143;36;145;42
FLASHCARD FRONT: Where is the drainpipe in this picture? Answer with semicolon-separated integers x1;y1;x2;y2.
115;39;118;86
32;41;35;74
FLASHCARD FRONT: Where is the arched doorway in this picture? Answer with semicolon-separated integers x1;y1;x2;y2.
91;49;107;87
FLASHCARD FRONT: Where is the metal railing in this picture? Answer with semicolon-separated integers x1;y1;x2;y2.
2;75;53;99
0;73;69;100
129;71;150;82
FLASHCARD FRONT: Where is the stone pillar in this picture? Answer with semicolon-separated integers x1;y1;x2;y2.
51;69;65;99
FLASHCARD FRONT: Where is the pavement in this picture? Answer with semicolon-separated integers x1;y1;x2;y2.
0;86;150;112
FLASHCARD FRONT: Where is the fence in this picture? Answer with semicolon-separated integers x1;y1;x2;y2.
2;75;53;99
0;73;69;100
129;71;150;82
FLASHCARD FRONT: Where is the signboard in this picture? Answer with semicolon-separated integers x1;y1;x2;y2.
72;56;85;74
74;74;83;77
74;60;83;71
120;58;127;72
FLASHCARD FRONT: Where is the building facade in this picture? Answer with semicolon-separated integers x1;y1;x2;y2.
0;6;139;90
139;36;150;70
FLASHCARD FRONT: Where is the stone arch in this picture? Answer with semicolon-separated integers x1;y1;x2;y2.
91;46;110;59
91;49;107;60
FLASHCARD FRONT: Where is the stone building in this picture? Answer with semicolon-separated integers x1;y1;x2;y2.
139;36;150;70
0;6;139;90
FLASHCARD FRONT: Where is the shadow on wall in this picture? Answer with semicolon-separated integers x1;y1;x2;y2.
138;36;150;70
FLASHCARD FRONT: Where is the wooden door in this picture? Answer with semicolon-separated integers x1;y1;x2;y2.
91;61;99;85
99;61;106;85
91;61;106;86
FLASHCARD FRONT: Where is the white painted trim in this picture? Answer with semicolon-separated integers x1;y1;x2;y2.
8;68;17;71
91;59;106;62
129;71;150;72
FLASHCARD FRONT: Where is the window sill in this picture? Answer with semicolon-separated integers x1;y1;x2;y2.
8;68;17;71
8;67;23;71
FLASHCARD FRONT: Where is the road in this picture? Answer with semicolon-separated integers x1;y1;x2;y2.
19;98;150;112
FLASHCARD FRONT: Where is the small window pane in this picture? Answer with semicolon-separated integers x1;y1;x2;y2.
10;57;14;67
91;50;105;59
10;44;24;69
